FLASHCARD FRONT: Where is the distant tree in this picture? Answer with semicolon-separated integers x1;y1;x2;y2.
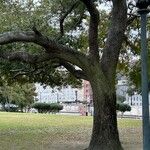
0;94;7;111
117;95;126;103
116;94;131;117
0;82;37;112
116;103;131;117
12;84;37;112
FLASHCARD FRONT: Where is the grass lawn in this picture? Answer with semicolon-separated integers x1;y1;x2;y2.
0;112;142;150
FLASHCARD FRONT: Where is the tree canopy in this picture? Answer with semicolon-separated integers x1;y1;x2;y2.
0;0;145;88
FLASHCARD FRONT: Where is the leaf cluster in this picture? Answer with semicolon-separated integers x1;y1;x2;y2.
116;103;131;113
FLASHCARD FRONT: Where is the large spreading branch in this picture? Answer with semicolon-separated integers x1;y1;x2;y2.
101;0;127;80
0;44;89;82
0;30;88;69
80;0;100;61
0;51;51;64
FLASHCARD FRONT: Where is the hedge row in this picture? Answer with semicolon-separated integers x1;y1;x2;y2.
31;102;63;113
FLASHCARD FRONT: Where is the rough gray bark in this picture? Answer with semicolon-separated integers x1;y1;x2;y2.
89;89;123;150
101;0;127;81
82;62;123;150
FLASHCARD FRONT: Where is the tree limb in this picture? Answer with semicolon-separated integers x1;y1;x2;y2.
0;51;38;63
0;30;88;69
127;14;138;25
0;31;36;45
80;0;100;61
60;1;80;37
0;50;56;65
60;61;88;80
124;35;140;54
101;0;127;81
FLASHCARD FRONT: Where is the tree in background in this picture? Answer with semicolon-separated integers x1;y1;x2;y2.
0;81;37;112
116;103;131;117
117;95;126;104
116;94;131;117
0;0;140;149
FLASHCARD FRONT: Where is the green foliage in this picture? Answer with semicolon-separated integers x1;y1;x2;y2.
98;10;110;48
4;105;19;112
117;95;126;103
116;103;131;113
0;0;86;87
0;0;148;90
50;103;63;113
31;103;51;113
116;95;131;114
31;102;63;113
0;0;108;88
0;58;82;88
0;81;37;112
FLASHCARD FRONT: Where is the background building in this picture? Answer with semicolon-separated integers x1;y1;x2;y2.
35;77;150;116
116;79;128;97
83;80;93;103
35;83;83;103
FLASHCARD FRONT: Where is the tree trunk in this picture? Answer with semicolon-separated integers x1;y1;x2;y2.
2;103;6;111
87;72;123;150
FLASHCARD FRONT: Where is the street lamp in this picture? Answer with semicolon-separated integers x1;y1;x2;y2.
135;0;150;149
75;90;78;103
57;93;59;103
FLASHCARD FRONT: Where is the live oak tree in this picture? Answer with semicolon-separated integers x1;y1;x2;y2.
0;0;139;149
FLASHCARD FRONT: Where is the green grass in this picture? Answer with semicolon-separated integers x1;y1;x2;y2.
0;112;92;134
118;118;142;128
0;112;142;150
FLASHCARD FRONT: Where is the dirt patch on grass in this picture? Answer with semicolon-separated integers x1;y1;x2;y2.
120;127;142;150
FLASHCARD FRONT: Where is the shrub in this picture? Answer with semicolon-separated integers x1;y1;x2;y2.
31;102;63;113
116;103;131;113
31;103;51;113
5;105;19;112
50;103;63;113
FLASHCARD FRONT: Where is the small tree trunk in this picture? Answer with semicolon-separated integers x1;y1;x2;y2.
121;112;124;119
88;75;123;150
2;103;6;111
20;105;24;112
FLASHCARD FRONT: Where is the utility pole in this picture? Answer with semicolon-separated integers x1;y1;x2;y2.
135;0;150;149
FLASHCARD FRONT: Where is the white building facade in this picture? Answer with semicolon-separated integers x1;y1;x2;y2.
35;83;83;103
